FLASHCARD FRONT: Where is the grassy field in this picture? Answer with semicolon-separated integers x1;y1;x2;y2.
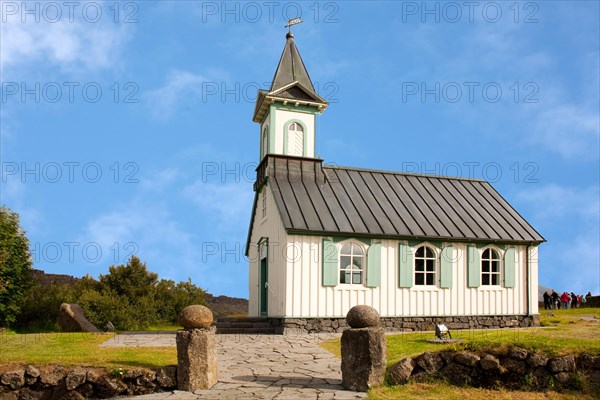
0;331;176;368
0;308;598;399
321;308;600;400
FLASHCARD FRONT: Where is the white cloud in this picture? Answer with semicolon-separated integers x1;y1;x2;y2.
517;184;599;222
531;105;600;160
145;70;207;119
1;12;133;77
183;181;253;229
139;167;180;192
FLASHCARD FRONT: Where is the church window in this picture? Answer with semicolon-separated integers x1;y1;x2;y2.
287;122;304;156
414;245;436;285
261;188;267;219
339;242;364;285
481;248;501;285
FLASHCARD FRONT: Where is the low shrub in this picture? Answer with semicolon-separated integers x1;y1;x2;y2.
13;256;206;332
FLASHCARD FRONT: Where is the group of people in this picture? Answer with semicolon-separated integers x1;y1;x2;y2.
542;290;593;310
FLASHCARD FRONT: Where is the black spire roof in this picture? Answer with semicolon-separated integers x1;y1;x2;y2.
253;33;328;123
270;32;317;94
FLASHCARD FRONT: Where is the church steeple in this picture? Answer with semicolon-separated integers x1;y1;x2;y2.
269;32;318;96
253;32;328;162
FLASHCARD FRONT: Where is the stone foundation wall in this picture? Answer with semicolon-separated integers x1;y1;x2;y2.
0;365;177;399
270;314;541;334
387;348;600;393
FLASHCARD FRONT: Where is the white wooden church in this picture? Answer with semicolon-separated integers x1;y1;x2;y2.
245;32;544;333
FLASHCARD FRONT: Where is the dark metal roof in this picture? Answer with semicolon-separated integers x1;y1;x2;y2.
270;32;317;94
264;157;544;244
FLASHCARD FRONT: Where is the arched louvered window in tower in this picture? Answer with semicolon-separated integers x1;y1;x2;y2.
287;122;304;156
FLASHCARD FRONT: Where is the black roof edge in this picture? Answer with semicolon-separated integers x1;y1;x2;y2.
285;229;546;245
244;191;260;257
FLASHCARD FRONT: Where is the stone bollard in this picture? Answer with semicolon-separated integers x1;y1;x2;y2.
176;305;217;391
341;305;387;391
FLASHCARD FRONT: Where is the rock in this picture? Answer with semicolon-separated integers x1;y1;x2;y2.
65;370;87;390
480;354;501;370
38;365;66;386
526;368;551;391
548;355;576;373
123;369;144;380
177;305;214;329
509;347;528;360
13;387;44;400
440;363;474;386
1;369;25;389
341;327;387;391
345;305;380;328
504;358;527;374
416;352;444;374
135;370;156;384
76;383;94;398
25;365;40;378
176;327;218;390
57;303;99;333
86;368;107;384
554;372;573;384
95;376;127;398
454;352;480;367
579;353;600;370
51;388;85;400
387;358;415;385
526;353;549;368
156;366;177;388
0;390;18;400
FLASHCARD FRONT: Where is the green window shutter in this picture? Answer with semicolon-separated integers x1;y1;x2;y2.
366;243;381;288
440;246;453;289
467;245;480;288
322;239;338;286
504;247;516;288
398;243;413;288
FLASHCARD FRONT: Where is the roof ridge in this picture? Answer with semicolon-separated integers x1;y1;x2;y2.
323;164;487;182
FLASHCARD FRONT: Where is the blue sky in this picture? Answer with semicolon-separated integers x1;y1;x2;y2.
1;1;598;298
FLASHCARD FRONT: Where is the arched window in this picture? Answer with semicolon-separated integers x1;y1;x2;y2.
287;122;304;156
339;242;364;285
415;245;436;285
261;127;269;159
481;248;501;285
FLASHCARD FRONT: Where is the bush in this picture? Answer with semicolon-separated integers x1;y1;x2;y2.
14;256;207;331
14;283;77;332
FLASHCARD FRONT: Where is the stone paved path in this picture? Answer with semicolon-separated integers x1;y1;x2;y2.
105;332;367;400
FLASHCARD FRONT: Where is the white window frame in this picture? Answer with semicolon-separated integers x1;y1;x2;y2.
414;244;438;287
481;247;502;286
338;240;366;286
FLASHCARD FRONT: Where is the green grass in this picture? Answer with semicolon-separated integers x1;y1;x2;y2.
320;309;600;400
0;331;176;368
369;382;597;400
322;309;600;366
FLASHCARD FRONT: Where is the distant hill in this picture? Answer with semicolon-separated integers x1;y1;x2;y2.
31;269;248;319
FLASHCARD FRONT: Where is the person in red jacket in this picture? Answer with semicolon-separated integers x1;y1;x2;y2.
560;292;570;309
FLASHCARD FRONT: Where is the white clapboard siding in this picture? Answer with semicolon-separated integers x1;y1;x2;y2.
248;185;289;317
281;237;537;318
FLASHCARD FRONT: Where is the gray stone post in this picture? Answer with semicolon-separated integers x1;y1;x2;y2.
341;305;387;391
176;305;218;391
